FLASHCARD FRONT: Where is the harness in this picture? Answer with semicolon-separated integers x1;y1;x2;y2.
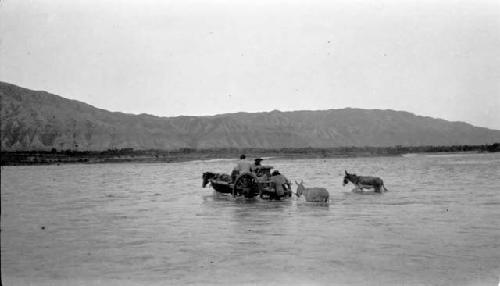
349;174;360;184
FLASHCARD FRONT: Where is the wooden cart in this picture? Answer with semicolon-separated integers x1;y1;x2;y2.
202;166;291;199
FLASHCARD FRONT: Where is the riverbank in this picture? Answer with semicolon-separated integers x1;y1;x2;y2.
1;144;499;166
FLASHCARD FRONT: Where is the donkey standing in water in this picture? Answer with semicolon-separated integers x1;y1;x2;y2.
294;180;329;202
343;170;388;193
202;172;231;188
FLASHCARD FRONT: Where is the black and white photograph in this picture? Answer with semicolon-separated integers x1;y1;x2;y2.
1;0;499;285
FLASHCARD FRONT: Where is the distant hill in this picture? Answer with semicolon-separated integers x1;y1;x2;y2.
1;81;499;151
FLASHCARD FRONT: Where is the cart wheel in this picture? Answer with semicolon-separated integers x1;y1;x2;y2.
233;173;258;198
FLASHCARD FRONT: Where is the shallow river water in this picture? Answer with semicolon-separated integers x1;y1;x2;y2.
2;153;500;285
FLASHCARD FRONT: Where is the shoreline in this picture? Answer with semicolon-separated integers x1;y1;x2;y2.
1;144;498;166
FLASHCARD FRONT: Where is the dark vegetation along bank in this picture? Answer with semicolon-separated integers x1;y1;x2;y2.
1;143;499;166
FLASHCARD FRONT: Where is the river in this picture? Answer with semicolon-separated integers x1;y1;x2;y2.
1;153;499;285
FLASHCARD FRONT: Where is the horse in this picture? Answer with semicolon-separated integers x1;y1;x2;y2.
342;170;388;193
294;180;329;202
202;172;231;188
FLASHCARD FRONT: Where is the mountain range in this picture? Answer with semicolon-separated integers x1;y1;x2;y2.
1;81;499;151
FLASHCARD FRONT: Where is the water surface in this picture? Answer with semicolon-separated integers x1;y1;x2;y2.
2;153;500;285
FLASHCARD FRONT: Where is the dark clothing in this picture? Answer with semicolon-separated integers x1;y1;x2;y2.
250;163;262;173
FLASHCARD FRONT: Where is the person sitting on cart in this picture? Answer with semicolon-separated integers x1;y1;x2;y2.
232;154;252;182
270;170;291;199
251;158;264;175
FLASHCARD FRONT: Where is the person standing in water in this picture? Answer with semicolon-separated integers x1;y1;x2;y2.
270;170;291;199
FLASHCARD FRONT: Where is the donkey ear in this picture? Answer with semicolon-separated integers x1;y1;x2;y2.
345;170;348;175
300;179;304;184
294;180;298;185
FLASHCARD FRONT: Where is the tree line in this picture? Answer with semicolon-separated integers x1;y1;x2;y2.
1;143;499;166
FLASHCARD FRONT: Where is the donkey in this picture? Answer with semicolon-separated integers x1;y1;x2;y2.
343;170;388;193
202;172;231;188
202;172;217;188
294;180;329;202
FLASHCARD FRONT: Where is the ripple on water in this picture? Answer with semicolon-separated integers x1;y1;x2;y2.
1;153;500;285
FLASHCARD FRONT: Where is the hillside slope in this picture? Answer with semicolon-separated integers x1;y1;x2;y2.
1;81;499;151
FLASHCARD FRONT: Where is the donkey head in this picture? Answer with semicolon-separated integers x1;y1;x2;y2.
343;170;356;186
294;180;305;197
202;172;216;188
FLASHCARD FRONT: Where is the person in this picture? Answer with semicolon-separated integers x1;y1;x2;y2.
270;170;291;199
251;158;264;174
232;154;252;181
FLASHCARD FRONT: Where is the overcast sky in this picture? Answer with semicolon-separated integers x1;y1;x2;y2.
1;0;499;129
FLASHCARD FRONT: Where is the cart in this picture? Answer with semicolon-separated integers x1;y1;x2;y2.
202;166;291;199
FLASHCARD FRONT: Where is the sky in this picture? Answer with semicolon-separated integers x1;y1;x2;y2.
1;0;499;129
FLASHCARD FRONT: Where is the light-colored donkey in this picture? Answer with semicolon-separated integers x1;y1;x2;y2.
294;180;329;202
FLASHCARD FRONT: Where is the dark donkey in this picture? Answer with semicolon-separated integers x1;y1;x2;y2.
343;170;388;193
202;172;217;188
202;172;231;188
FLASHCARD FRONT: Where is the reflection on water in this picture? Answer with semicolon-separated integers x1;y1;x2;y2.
2;153;500;285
